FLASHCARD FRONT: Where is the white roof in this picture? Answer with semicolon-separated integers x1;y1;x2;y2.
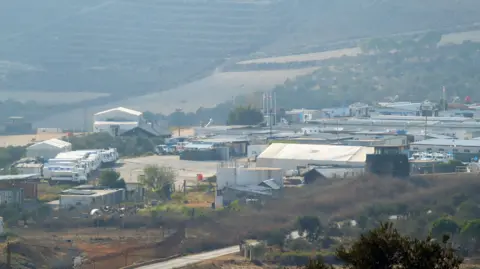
28;138;71;149
257;143;374;165
94;107;142;116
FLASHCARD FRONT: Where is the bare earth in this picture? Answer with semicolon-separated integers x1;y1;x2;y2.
116;155;219;187
0;91;109;105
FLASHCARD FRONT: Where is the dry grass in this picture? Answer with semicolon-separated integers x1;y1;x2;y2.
183;174;480;252
0;91;109;105
0;132;82;147
237;48;362;65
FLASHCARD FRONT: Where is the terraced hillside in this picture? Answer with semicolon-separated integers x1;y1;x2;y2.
0;0;280;95
2;0;480;129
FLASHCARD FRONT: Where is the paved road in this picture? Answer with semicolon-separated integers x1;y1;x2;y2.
137;246;240;269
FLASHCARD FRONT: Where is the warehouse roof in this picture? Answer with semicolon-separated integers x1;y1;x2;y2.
257;143;374;164
27;138;71;149
94;107;142;116
412;139;480;147
0;174;41;181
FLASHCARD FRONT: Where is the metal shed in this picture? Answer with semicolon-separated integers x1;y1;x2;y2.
26;138;71;160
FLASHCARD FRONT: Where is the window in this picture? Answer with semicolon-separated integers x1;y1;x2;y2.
464;149;471;153
426;148;432;151
453;149;459;152
412;147;419;150
438;148;444;152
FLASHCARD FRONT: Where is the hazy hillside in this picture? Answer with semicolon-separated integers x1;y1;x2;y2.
1;0;480;128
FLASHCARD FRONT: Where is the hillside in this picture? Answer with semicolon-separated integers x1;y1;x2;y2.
1;0;480;128
180;174;480;255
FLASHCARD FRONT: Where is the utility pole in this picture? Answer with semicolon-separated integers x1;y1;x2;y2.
183;180;186;195
6;241;11;269
424;114;428;140
124;250;128;266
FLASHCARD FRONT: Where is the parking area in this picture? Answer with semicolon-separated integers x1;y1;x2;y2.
116;155;219;187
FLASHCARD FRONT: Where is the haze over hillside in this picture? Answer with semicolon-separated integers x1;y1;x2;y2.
1;0;480;128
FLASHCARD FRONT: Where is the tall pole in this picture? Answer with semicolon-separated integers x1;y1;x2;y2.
424;114;428;140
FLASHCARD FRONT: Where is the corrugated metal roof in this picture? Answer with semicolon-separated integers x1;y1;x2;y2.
257;143;374;164
94;107;142;116
28;138;71;149
260;179;280;190
412;139;480;147
94;121;138;125
0;174;40;181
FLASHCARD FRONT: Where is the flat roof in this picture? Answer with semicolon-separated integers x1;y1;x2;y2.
61;189;122;197
412;139;480;147
0;174;41;181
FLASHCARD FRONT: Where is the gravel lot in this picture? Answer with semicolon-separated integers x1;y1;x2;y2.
116;155;219;188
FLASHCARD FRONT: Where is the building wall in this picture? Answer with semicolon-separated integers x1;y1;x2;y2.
0;189;24;205
60;189;125;208
216;166;283;190
0;182;37;199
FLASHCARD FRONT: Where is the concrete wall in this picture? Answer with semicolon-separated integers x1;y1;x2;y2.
216;166;283;190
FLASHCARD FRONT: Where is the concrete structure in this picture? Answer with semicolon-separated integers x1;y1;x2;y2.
14;163;44;176
93;106;169;137
59;188;125;209
0;174;40;199
410;139;480;154
26;138;71;159
256;143;374;170
216;163;284;190
0;189;24;205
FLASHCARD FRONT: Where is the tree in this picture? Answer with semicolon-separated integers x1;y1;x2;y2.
98;170;126;189
431;217;460;239
227;105;264;125
357;215;368;231
460;219;480;252
265;230;287;251
139;165;176;200
304;222;462;269
296;215;323;242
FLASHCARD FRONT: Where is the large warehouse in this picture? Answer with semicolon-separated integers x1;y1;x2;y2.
93;107;170;137
256;143;374;170
26;138;72;159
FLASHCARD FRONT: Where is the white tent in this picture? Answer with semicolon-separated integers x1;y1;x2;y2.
26;138;72;160
256;143;374;170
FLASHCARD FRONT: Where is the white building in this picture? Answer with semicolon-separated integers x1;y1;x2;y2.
93;106;169;137
411;139;480;154
59;188;125;208
26;138;72;159
216;164;284;190
256;143;374;170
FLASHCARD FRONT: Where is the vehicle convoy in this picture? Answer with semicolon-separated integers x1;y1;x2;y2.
43;148;119;183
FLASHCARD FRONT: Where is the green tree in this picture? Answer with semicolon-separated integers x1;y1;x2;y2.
460;219;480;251
297;215;323;242
227;105;264;125
265;229;287;251
98;170;126;189
139;164;176;200
431;217;460;239
306;222;462;269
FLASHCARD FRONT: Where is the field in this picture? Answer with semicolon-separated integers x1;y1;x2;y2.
237;48;362;65
33;68;319;129
12;226;179;269
0;132;77;147
0;91;109;105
